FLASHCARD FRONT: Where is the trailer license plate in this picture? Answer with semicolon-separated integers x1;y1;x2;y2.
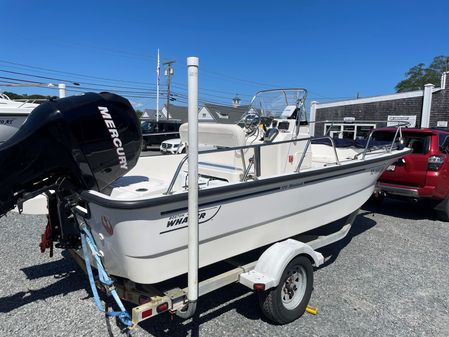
387;165;395;171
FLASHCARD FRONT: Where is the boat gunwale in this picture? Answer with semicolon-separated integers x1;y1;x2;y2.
0;112;32;116
79;149;411;210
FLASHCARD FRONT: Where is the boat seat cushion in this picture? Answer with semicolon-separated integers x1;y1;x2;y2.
179;123;246;148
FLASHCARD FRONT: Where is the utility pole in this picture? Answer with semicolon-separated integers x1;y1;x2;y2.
164;60;175;120
156;49;160;124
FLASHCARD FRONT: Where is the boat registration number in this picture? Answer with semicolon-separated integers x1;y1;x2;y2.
386;165;395;171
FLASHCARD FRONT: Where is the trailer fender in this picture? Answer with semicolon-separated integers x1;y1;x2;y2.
239;239;324;290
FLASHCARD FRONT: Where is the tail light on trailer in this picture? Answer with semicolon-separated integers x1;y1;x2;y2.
157;302;169;313
141;308;153;319
254;283;266;291
428;155;445;171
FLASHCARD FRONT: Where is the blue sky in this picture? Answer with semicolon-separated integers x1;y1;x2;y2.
2;0;449;110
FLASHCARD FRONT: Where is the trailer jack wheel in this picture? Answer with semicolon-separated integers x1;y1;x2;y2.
258;255;313;324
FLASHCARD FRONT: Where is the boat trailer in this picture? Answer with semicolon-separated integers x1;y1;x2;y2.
69;209;359;328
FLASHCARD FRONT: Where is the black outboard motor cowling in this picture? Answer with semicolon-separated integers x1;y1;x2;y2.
0;92;141;215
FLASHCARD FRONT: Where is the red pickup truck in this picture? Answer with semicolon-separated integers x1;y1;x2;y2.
372;128;449;221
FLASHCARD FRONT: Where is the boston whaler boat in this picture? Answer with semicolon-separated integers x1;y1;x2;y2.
0;57;411;330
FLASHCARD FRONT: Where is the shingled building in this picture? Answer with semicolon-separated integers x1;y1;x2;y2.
310;72;449;139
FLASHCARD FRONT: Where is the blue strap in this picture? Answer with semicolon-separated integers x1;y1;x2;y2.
80;223;132;327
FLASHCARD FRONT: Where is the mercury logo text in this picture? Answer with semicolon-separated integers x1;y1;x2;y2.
98;106;128;169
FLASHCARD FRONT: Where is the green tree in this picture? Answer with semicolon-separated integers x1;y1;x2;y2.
135;109;144;118
395;56;449;92
1;91;57;100
2;91;23;99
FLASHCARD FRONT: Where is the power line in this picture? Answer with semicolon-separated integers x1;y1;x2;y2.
0;79;244;106
0;60;254;101
0;60;343;106
170;81;254;97
0;78;165;97
0;69;161;92
65;87;161;99
0;76;42;84
0;59;339;101
0;59;154;86
201;69;282;88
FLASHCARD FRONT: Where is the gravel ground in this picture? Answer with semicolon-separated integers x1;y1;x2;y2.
1;199;448;337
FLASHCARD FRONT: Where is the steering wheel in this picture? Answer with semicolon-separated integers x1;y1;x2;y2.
243;113;260;136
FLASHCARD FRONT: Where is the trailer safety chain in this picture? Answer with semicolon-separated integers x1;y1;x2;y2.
79;223;133;329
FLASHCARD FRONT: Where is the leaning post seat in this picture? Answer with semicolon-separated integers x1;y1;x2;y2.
179;123;248;182
179;123;246;148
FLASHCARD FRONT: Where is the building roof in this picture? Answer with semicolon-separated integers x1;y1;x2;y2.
142;108;157;118
203;104;250;124
164;104;190;123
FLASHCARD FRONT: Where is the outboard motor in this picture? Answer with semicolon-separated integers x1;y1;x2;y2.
0;92;141;215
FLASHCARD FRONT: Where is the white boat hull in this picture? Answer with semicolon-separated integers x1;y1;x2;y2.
80;155;397;284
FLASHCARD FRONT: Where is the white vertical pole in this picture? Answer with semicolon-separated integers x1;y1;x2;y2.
421;83;434;128
58;83;66;98
187;56;199;303
441;72;447;90
156;49;160;123
309;101;317;136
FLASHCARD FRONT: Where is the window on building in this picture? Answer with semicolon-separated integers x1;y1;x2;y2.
324;123;376;140
439;133;449;153
356;125;374;139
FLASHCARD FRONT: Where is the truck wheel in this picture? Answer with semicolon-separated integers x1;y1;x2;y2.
258;255;313;324
434;197;449;222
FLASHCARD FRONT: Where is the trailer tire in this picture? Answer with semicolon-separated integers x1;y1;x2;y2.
258;255;313;324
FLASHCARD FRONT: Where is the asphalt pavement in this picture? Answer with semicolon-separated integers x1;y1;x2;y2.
0;198;448;337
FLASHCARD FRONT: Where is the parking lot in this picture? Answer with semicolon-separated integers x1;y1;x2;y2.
0;198;448;337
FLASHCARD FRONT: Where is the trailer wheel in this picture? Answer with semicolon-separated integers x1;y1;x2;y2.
258;255;313;324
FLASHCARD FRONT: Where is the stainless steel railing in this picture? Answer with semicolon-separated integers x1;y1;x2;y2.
164;124;404;195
